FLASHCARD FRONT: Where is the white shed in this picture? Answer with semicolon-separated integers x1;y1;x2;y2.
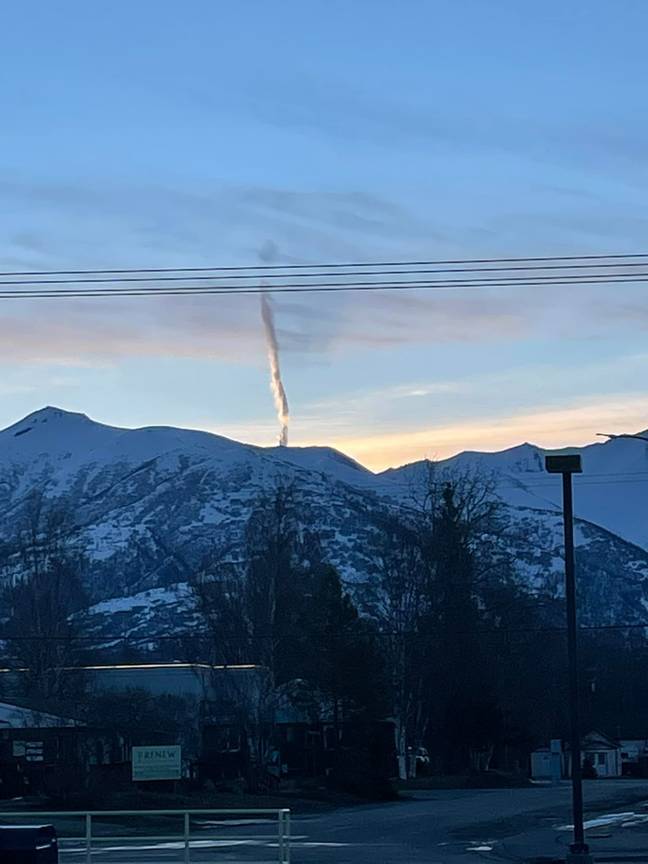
566;730;622;778
531;739;563;781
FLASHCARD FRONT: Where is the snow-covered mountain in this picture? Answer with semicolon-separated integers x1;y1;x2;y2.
1;406;647;647
385;436;648;552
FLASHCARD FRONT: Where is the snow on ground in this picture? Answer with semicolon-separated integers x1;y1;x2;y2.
556;811;648;831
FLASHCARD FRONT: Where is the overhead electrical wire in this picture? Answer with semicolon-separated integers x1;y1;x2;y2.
384;474;648;493
1;252;648;299
2;271;648;290
2;621;648;643
0;273;647;300
0;252;643;659
6;259;648;286
2;250;648;278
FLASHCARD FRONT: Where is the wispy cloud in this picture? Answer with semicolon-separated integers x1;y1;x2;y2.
0;178;441;271
302;380;469;417
287;352;648;434
2;176;647;366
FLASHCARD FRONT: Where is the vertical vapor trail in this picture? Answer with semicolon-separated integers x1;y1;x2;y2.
260;291;290;446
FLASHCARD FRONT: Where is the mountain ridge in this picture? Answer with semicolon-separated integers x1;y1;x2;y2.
1;405;646;648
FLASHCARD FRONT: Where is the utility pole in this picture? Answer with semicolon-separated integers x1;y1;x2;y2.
545;454;592;864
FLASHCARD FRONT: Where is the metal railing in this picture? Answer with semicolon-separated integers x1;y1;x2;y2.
0;807;291;863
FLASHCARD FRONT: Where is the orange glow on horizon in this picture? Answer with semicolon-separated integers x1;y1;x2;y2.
210;395;648;472
326;397;648;470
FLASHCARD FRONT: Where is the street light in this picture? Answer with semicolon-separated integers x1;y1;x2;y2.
545;454;592;864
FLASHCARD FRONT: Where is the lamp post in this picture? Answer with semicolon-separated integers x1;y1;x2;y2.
545;454;592;864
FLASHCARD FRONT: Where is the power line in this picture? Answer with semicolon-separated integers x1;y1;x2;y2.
1;272;648;300
381;470;648;496
384;469;648;484
3;251;648;278
513;477;648;489
2;622;647;642
1;250;648;299
6;260;648;287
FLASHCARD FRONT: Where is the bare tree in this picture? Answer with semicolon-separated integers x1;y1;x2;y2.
376;462;513;774
3;492;87;703
190;482;300;789
374;513;429;778
193;480;390;787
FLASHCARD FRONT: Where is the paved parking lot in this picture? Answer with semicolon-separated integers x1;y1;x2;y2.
43;779;648;863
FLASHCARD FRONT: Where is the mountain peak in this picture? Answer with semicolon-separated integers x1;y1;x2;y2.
23;405;90;424
0;406;122;461
1;405;95;433
0;404;643;648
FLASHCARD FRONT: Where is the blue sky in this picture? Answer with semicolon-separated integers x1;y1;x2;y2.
1;0;647;468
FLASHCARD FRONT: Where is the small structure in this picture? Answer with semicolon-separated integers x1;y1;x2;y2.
532;731;623;780
619;739;648;776
530;739;563;782
566;730;622;778
0;698;128;799
0;701;79;729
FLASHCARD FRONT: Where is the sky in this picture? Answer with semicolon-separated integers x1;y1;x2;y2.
1;0;648;471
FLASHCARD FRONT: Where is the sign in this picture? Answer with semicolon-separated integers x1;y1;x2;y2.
132;745;181;781
545;454;582;474
13;741;44;761
26;741;44;762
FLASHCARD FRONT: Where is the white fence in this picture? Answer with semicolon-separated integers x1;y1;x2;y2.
0;807;291;863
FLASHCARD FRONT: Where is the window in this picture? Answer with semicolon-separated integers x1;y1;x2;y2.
597;753;606;766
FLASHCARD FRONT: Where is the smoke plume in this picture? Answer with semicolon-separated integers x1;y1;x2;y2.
260;291;290;446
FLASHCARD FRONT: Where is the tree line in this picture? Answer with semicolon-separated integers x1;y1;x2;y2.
2;475;648;779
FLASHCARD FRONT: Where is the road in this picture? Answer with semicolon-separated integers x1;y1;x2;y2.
52;779;648;863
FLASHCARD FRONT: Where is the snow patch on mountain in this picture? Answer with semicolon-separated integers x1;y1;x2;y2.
1;406;647;645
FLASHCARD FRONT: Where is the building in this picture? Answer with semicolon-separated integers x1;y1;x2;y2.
0;663;397;791
619;739;648;776
0;698;127;799
530;739;562;782
0;661;265;703
84;661;263;700
0;701;79;729
567;730;622;778
533;730;623;780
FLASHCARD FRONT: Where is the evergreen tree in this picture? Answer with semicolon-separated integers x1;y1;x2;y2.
299;560;388;720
